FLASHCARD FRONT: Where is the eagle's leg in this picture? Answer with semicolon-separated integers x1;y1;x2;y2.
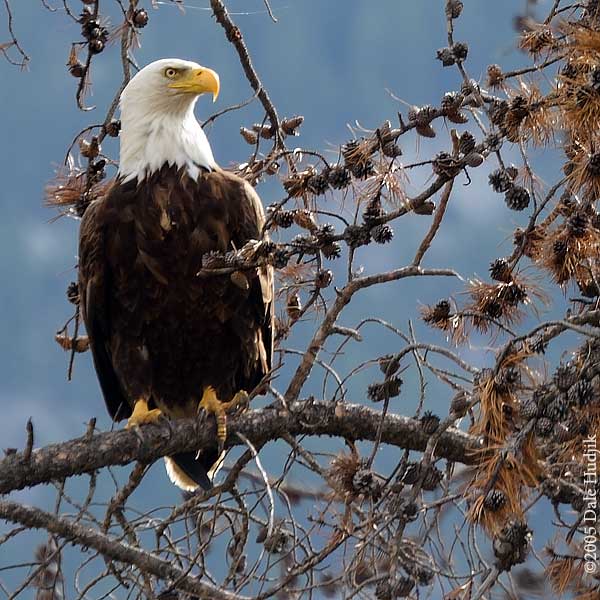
125;398;163;429
198;387;249;452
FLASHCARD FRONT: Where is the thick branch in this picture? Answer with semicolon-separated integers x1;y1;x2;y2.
0;401;479;495
0;500;246;600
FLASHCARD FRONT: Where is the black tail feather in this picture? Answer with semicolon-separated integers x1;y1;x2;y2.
167;450;220;491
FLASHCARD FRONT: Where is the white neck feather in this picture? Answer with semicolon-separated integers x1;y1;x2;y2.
118;94;217;183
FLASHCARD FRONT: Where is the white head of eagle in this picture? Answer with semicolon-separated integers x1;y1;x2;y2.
118;58;220;183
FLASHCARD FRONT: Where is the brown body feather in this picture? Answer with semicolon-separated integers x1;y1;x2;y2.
78;165;273;489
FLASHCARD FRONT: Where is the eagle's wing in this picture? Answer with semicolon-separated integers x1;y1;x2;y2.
78;198;130;421
235;177;275;378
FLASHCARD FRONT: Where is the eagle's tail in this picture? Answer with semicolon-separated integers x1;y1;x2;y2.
164;450;225;492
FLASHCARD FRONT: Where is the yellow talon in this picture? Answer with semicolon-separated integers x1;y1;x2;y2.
126;398;163;429
198;387;249;450
224;389;250;412
198;386;221;414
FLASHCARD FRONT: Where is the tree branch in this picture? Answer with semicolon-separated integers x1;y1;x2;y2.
0;400;479;495
0;500;247;600
1;0;29;68
284;267;460;401
209;0;280;134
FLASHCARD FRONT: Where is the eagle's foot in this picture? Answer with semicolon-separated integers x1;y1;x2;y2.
125;398;163;429
198;387;249;452
225;390;250;412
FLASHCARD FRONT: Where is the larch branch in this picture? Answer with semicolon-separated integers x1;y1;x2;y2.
0;500;247;600
0;400;479;495
209;0;280;134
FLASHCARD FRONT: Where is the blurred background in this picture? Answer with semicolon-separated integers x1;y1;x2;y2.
0;0;560;595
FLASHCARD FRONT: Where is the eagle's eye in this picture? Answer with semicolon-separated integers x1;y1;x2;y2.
164;67;178;79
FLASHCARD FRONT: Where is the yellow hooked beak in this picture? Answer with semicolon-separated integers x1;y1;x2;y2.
168;67;220;102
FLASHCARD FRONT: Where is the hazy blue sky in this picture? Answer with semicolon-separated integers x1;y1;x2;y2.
0;1;557;596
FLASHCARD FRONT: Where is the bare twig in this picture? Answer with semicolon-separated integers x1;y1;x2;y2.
1;0;29;67
209;0;281;137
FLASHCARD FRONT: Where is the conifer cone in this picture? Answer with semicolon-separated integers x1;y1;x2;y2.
532;384;556;410
382;142;402;158
437;47;456;66
105;120;121;137
569;380;595;407
66;281;80;305
344;225;371;248
421;466;443;491
461;79;480;96
132;8;149;27
519;399;539;420
484;489;507;512
322;242;341;259
379;355;401;376
316;223;335;241
341;139;359;162
307;173;329;195
351;160;375;179
371;224;394;244
489;100;509;126
446;0;463;18
315;269;333;289
432;152;461;178
293;209;317;231
352;468;381;498
489;169;512;193
535;417;554;437
458;131;476;154
495;366;521;390
552;423;574;444
422;300;451;326
402;462;421;485
420;411;440;434
441;91;463;113
367;377;403;402
493;520;531;571
504;185;530;211
489;258;512;283
327;165;352;189
375;581;393;600
268;208;295;228
362;196;383;224
450;391;469;417
568;211;588;237
281;115;304;136
452;41;469;60
553;239;568;261
487;64;504;87
554;363;578;392
544;397;570;422
485;132;503;152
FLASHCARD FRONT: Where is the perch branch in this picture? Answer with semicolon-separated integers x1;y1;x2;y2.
0;400;479;495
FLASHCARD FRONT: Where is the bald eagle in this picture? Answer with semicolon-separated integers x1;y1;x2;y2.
78;59;274;491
